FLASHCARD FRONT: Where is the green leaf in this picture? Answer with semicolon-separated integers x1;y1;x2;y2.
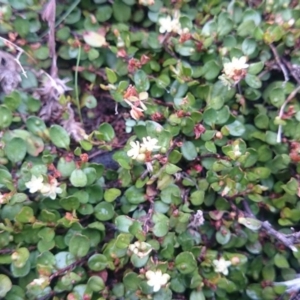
105;68;118;84
60;196;80;210
0;274;12;298
238;217;262;231
274;253;289;268
14;17;29;37
88;254;108;271
124;186;146;204
104;188;121;202
11;247;30;268
87;276;105;292
175;252;197;274
245;74;262;89
189;290;205;300
248;62;264;75
97;123;115;142
70;169;88;187
225;120;245;136
0;105;13;129
82;94;97;109
5;138;27;163
113;0;131;22
96;6;113;22
133;70;150;92
3;91;21;111
26;116;48;137
165;163;182;175
190;190;205;206
49;125;70;150
94;202;114;221
152;213;169;237
15;207;35;223
202;61;221;80
254;114;269;129
181;141;197;161
269;88;285;108
115;216;134;233
242;38;257;56
57;157;76;178
83;31;107;47
216;226;231;245
69;234;90;257
55;252;76;269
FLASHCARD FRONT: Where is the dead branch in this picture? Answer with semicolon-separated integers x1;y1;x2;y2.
269;43;289;85
242;199;298;252
277;84;300;142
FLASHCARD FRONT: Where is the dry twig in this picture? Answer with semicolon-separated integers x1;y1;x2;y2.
277;85;300;143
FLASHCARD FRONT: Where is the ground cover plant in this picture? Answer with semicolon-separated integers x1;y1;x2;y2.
0;0;300;299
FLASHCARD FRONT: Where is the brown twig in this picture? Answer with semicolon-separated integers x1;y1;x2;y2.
269;43;289;84
277;85;300;142
49;251;95;281
261;221;298;252
282;58;300;85
0;245;36;254
241;199;298;252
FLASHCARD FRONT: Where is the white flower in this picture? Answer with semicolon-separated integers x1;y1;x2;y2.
158;12;182;34
223;56;249;80
213;257;232;276
189;210;205;227
221;186;231;197
158;16;173;34
128;241;152;258
31;277;47;286
233;144;242;157
140;137;160;152
146;270;170;292
127;141;141;159
0;193;6;204
40;178;62;200
25;175;45;193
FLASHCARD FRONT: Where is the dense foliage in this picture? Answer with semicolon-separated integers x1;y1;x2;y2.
0;0;300;299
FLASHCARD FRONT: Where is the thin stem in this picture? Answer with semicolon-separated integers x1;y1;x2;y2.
74;45;83;123
269;43;289;86
39;0;81;39
276;85;300;143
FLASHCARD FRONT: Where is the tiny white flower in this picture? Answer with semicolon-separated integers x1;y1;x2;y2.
146;270;170;292
192;210;205;226
158;15;173;34
40;178;62;200
140;137;160;152
223;56;249;80
171;18;182;34
0;193;5;204
25;175;45;193
31;277;47;286
213;257;232;276
221;186;231;197
127;141;141;159
128;241;152;258
288;19;295;27
233;144;242;157
158;12;182;35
